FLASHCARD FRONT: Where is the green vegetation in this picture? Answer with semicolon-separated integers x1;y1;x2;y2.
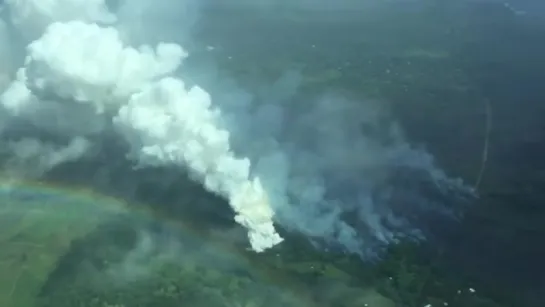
0;187;122;307
29;216;516;307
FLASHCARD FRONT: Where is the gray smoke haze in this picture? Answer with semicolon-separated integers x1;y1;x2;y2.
0;0;474;266
196;68;474;256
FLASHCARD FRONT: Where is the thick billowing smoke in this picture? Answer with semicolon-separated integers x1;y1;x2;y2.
213;78;473;255
0;0;472;256
0;0;282;252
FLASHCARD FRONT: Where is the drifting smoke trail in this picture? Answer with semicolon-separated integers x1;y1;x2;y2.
0;0;473;256
113;77;283;251
0;0;282;252
2;137;90;177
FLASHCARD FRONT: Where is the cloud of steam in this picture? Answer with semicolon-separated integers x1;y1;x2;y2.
0;0;472;256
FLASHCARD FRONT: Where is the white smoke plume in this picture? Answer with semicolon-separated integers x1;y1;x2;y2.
113;76;283;251
0;0;282;252
0;0;472;255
